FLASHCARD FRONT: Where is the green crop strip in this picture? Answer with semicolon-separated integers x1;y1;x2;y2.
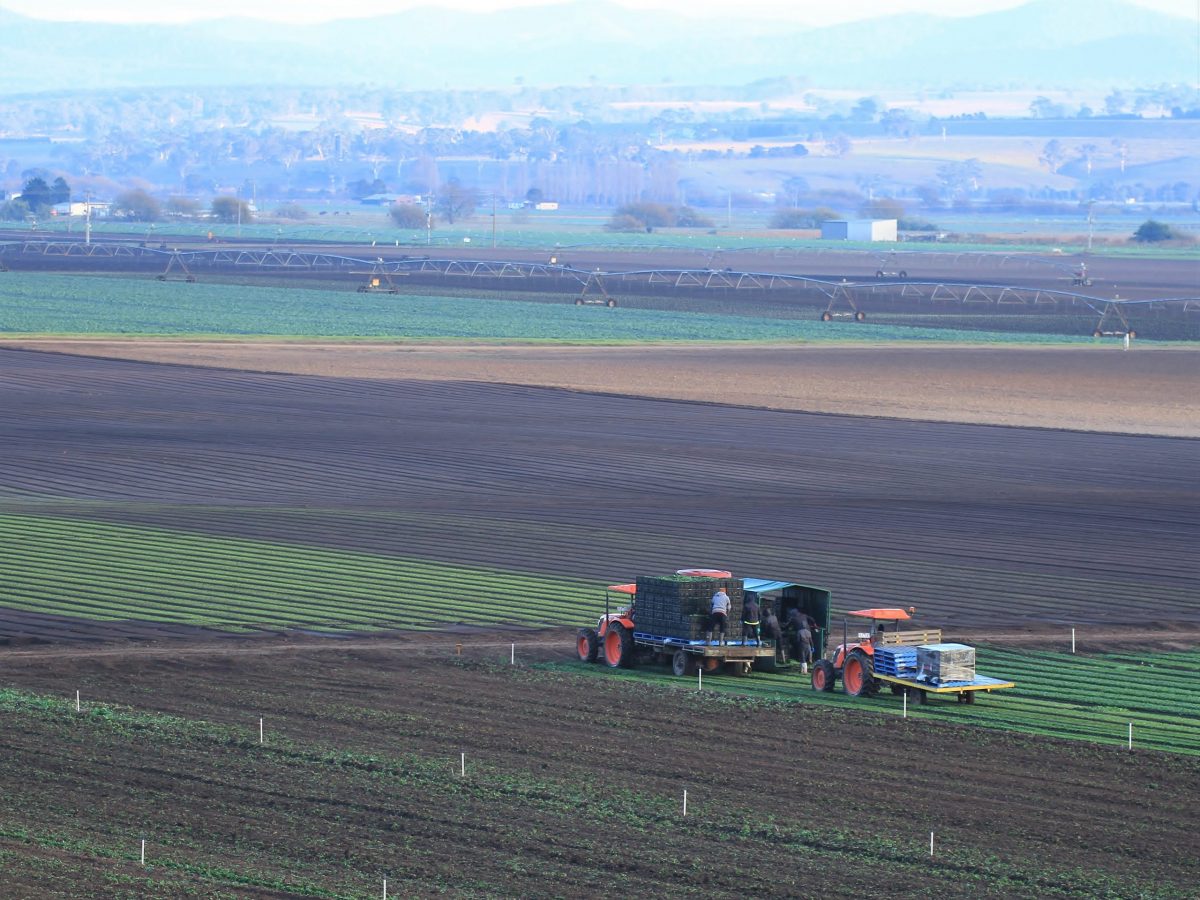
0;514;598;631
0;271;1121;344
546;646;1200;756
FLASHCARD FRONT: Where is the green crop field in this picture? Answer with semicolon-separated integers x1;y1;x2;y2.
0;272;1115;343
0;514;597;632
4;514;1197;756
557;646;1200;756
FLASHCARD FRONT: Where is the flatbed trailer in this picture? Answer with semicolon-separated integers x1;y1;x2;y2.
631;631;776;676
872;672;1015;704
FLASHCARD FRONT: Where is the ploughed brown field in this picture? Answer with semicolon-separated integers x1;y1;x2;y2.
1;637;1197;898
1;337;1198;897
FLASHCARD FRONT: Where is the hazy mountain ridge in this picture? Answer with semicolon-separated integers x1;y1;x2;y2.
0;0;1191;93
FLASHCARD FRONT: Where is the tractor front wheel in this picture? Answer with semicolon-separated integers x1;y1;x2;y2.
576;627;599;663
842;651;874;697
811;659;836;692
603;622;635;668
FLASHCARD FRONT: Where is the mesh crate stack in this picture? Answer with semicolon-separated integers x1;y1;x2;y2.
916;643;976;685
634;575;743;641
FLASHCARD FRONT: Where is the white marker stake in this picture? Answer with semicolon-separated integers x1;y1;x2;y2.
461;752;466;777
1124;332;1131;351
75;690;80;712
141;839;146;866
511;643;515;665
259;718;264;745
903;691;907;719
682;789;688;816
1071;628;1076;654
1129;723;1133;750
697;669;702;691
383;878;388;899
930;831;934;857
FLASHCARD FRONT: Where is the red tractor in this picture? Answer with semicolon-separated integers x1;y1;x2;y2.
810;607;929;695
576;582;639;668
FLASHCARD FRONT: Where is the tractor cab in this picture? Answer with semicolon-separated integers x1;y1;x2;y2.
826;607;921;668
596;583;636;631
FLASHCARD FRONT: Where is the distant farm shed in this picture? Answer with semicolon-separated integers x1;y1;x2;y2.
821;219;898;242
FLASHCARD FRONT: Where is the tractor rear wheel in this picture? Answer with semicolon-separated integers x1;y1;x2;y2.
854;310;866;322
820;311;833;322
957;691;976;704
603;622;635;668
672;649;697;677
811;659;836;692
576;628;599;663
842;651;874;697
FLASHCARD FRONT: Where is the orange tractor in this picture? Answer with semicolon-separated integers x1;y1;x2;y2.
811;607;1014;704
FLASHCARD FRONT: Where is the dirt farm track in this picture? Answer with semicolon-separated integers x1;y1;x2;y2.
2;339;1200;897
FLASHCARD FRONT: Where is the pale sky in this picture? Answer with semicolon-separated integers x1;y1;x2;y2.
0;0;1195;26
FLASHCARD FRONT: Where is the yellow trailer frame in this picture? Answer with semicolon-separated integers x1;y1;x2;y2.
873;672;1015;704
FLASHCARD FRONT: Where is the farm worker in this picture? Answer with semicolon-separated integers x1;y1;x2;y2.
708;587;731;645
741;595;760;643
787;608;815;672
762;606;784;662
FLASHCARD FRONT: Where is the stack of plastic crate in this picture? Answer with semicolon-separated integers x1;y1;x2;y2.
634;575;742;641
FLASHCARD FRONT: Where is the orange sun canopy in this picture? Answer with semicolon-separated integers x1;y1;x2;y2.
847;608;913;620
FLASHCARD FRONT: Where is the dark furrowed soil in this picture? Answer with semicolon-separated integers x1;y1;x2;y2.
1;347;1197;644
0;644;1196;897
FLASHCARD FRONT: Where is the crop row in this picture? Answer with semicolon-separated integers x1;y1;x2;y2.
0;272;1110;344
558;646;1200;756
0;685;1187;898
0;514;599;632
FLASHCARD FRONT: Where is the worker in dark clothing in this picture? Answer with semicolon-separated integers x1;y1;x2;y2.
762;606;784;662
786;608;816;672
742;595;760;644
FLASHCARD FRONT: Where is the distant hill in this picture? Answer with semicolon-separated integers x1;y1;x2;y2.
0;0;1193;93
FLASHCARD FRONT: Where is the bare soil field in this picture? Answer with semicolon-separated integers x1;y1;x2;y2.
0;640;1197;897
1;346;1196;645
9;339;1199;436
